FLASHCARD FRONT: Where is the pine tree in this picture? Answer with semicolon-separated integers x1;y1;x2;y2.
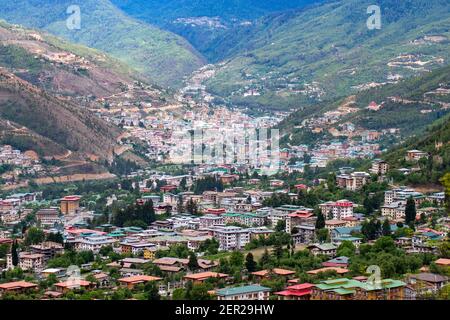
315;210;325;229
188;252;199;271
405;197;417;225
245;253;257;272
382;219;391;236
11;240;19;266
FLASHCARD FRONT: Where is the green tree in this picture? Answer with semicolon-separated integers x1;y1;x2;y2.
336;241;356;257
188;252;199;271
275;220;286;232
405;197;417;225
382;219;392;236
11;240;19;266
144;281;161;300
245;253;257;272
24;227;45;246
315;210;325;229
229;251;244;267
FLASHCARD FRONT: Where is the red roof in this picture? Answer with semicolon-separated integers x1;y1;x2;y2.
61;196;81;201
0;281;38;290
288;212;314;218
435;258;450;266
336;201;353;207
118;275;162;284
275;283;314;297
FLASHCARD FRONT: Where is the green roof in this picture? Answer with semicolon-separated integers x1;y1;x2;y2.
216;285;271;296
359;279;406;291
333;288;355;295
316;278;406;292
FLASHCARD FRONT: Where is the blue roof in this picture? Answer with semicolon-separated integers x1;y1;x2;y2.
216;285;271;296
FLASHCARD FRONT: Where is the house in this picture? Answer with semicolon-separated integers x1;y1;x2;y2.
306;267;349;276
435;258;450;267
118;275;162;289
183;272;228;284
325;220;347;230
216;285;271;300
0;281;38;295
311;278;406;300
275;283;314;300
251;268;296;280
307;243;337;257
54;280;93;294
408;273;449;294
322;256;349;268
406;150;428;162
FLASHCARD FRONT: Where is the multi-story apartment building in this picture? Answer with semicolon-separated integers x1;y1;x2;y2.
384;188;425;206
292;224;316;244
7;252;45;272
222;212;267;227
29;242;64;262
199;214;225;228
319;200;354;220
74;236;118;253
36;208;61;228
336;172;370;191
381;201;406;220
211;226;251;251
370;159;389;175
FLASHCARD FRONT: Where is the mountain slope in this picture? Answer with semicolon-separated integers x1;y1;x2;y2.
0;21;174;109
111;0;320;59
383;112;450;184
0;69;121;160
0;0;205;87
279;64;450;149
203;0;450;111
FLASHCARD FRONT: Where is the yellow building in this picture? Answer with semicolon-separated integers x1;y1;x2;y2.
60;196;81;215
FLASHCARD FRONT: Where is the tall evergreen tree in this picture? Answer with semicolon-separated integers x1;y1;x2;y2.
245;253;257;272
188;252;199;271
11;240;19;266
382;219;392;236
315;210;325;229
405;197;417;225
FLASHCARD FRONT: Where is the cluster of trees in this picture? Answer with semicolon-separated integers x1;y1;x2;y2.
47;250;95;268
198;239;219;255
192;176;224;195
107;156;140;177
112;200;156;228
347;237;434;279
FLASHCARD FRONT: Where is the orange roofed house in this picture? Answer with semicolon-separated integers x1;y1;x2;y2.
183;272;229;284
251;268;296;281
0;281;38;296
118;275;162;289
54;280;94;294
